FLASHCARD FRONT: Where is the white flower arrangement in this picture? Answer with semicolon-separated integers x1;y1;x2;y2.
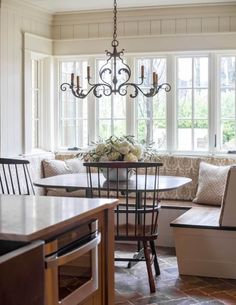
78;135;156;162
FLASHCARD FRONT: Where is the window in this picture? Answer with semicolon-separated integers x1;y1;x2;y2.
59;60;88;148
32;59;41;149
219;56;236;151
57;52;236;154
135;57;167;149
177;56;209;151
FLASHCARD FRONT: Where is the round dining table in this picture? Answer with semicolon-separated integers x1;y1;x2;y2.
34;173;192;193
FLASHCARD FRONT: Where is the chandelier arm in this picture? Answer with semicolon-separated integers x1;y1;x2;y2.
60;82;112;99
118;82;171;99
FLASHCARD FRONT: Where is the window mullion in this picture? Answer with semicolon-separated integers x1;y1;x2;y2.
192;57;195;151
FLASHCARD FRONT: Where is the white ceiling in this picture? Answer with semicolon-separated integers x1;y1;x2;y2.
24;0;236;13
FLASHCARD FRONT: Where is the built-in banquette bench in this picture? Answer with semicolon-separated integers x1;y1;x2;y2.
25;152;236;247
170;166;236;279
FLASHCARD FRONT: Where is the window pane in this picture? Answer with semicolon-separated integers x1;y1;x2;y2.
99;120;111;139
60;60;88;147
32;59;40;149
178;120;192;150
113;96;126;119
221;57;236;87
137;120;147;144
178;58;192;88
178;89;192;119
98;97;111;118
136;57;167;148
220;56;236;151
61;120;76;147
221;120;236;150
194;57;208;87
153;120;166;149
220;89;235;119
177;56;209;151
114;120;126;137
153;91;166;119
194;89;208;119
194;120;208;151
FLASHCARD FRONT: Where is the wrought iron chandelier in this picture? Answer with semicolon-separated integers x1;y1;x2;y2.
60;0;171;99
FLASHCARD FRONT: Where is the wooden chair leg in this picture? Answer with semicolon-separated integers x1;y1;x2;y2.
143;241;156;293
150;240;160;276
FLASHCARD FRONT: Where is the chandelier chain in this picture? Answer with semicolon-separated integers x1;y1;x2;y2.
112;0;117;44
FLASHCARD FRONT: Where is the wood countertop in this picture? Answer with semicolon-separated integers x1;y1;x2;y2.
0;195;118;242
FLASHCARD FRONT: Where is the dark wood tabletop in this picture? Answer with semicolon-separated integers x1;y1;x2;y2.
34;173;192;192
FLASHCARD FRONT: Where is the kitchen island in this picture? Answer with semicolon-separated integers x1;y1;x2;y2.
0;195;118;305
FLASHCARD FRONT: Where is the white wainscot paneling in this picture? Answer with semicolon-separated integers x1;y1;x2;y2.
88;23;99;38
161;19;176;35
219;17;230;32
176;19;187;34
187;17;202;33
74;24;89;39
124;21;138;36
60;25;74;39
138;20;151;36
202;17;219;33
151;20;161;35
231;16;236;31
99;22;113;38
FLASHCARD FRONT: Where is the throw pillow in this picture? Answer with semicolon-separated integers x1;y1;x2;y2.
43;158;86;178
42;158;86;197
193;162;230;206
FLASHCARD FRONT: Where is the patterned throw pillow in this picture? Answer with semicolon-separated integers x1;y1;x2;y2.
42;158;86;197
43;158;86;177
193;162;230;206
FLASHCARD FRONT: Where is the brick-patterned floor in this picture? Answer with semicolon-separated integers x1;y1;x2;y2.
115;245;236;305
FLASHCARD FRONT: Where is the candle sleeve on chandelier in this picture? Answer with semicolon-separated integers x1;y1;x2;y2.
152;72;156;85
77;76;80;88
141;65;144;78
71;73;74;85
87;66;90;79
156;73;158;86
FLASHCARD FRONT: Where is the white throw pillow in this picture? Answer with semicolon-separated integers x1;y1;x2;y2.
43;158;86;177
193;162;230;206
42;158;86;197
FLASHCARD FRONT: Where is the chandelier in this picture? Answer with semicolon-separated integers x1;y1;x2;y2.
60;0;171;99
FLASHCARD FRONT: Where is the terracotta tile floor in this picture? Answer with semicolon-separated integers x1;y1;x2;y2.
115;244;236;305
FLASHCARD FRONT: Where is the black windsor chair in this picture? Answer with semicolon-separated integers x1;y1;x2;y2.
0;158;35;195
83;161;163;293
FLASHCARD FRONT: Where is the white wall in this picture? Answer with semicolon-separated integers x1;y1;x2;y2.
0;0;52;156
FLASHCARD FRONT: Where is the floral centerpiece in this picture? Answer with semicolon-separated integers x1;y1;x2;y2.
78;135;153;162
77;135;158;180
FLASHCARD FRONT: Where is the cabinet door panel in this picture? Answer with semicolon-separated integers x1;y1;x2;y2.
0;240;44;305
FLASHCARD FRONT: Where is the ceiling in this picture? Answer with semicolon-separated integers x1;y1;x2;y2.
24;0;236;13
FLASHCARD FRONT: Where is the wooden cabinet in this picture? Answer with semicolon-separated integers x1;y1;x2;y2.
0;240;44;305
